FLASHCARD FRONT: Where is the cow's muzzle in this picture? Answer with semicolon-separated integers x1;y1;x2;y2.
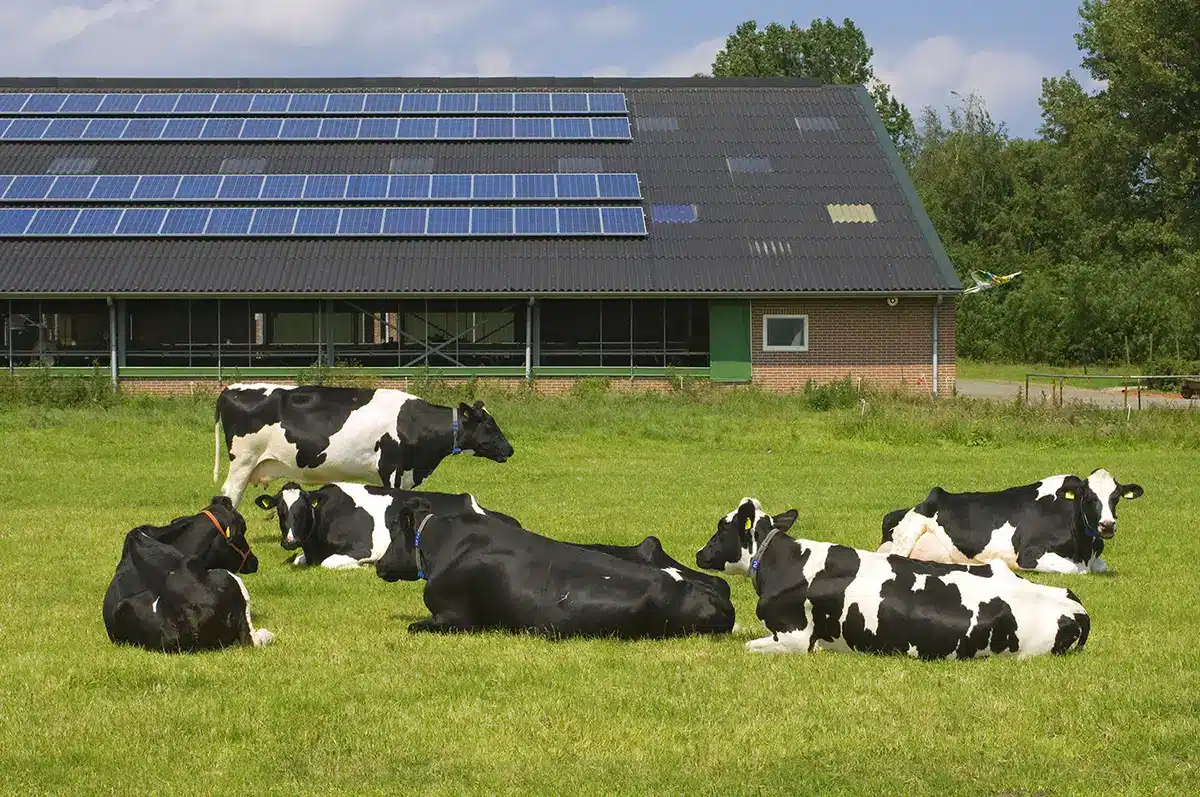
1098;522;1116;539
281;529;302;550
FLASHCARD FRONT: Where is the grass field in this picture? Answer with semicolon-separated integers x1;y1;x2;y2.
2;390;1198;795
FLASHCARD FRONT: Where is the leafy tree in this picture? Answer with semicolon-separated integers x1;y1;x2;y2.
707;18;914;152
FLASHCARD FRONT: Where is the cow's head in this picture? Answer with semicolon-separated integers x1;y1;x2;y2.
696;498;798;576
376;496;433;583
254;482;318;551
1071;469;1144;539
457;401;514;463
202;496;258;574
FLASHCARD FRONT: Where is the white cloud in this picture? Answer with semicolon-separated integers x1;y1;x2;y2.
473;48;515;77
651;36;723;77
571;5;638;40
584;64;629;77
875;35;1047;122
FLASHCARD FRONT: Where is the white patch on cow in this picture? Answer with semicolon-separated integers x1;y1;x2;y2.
151;597;159;613
1034;552;1088;574
603;576;611;580
1088;555;1108;573
1087;468;1119;526
1035;475;1070;501
319;554;363;570
334;482;396;563
913;574;928;591
976;523;1019;568
746;629;812;654
661;567;684;582
887;509;934;558
876;541;894;554
228;382;296;394
292;552;306;566
723;498;767;576
281;488;301;544
224;570;272;646
468;494;485;515
399;469;416;490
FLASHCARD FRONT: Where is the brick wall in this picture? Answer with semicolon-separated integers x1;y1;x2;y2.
750;297;956;394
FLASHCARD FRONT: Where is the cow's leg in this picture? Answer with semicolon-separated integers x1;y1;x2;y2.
319;554;363;571
252;628;276;646
408;617;469;634
1020;548;1086;574
220;458;259;508
291;553;307;566
746;628;813;654
1088;555;1108;574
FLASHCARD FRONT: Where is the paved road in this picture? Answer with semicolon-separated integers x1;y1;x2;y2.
955;378;1198;409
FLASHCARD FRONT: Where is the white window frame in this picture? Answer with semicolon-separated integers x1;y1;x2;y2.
762;314;809;352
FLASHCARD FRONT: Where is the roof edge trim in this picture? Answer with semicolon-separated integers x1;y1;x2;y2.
0;76;827;91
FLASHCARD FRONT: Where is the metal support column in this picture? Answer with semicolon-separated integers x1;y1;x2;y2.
525;297;534;380
932;296;941;398
323;300;336;367
106;297;118;393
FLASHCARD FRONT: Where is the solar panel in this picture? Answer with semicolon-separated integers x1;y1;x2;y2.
650;203;698;223
45;118;88;139
389;174;432;199
346;175;389;200
514;118;553;139
0;205;648;237
262;175;307;199
132;175;181;200
162;118;205;139
475;117;513;139
6;175;54;200
218;175;265;200
122;118;166;139
303;175;348;200
49;175;99;200
436;118;474;139
242;118;283;139
472;173;514;200
591;117;632;139
598;173;640;199
0;91;632;116
92;175;139;200
5;118;50;139
556;173;599;199
431;174;472;200
176;175;222;200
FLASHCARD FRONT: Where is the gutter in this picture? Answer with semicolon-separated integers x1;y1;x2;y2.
932;295;941;398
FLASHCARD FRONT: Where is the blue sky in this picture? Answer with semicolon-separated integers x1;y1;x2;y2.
0;1;1099;138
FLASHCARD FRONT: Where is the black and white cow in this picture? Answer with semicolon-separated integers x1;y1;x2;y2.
214;384;514;506
880;469;1145;574
102;498;274;652
253;481;522;570
571;537;731;600
375;497;736;639
696;498;1090;659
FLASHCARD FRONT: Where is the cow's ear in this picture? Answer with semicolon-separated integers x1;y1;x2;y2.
212;495;232;508
253;494;275;510
458;401;474;418
473;399;485;411
1120;483;1144;500
772;509;799;533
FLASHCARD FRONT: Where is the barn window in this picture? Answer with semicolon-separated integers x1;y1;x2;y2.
762;314;808;352
538;299;709;368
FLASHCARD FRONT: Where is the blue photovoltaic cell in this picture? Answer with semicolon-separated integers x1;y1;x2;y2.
514;206;557;235
514;117;552;139
136;94;179;113
175;94;217;114
427;207;470;235
651;203;698;223
471;207;513;235
122;118;167;139
97;94;140;114
514;174;556;200
287;94;328;113
431;174;472;200
92;175;139;200
358;118;399;139
514;93;551;113
475;93;513;113
49;175;99;199
304;175;348;200
553;118;591;139
0;208;35;233
588;93;627;113
591;117;631;139
319;118;360;139
550;93;588;113
242;118;283;139
218;175;265;200
295;207;340;234
556;173;599;199
389;174;431;199
475;117;513;139
436;118;474;139
206;207;254;234
176;175;222;200
45;118;89;139
325;94;366;113
250;207;298;235
162;118;205;139
132;175;181;200
115;208;167;235
363;94;404;114
339;207;384;234
23;94;67;113
27;208;79;234
160;207;211;234
0;94;29;113
383;207;427;234
602;206;647;234
201;118;244;139
5;118;51;139
262;175;306;199
598;173;640;199
558;206;602;234
83;118;127;139
281;118;321;138
7;175;54;199
438;93;476;113
250;93;290;113
0;176;12;197
61;94;104;114
472;173;513;200
346;175;389;200
213;94;254;114
397;118;437;138
401;93;439;113
71;208;123;235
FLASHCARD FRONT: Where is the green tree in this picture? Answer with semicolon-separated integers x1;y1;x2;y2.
707;18;914;152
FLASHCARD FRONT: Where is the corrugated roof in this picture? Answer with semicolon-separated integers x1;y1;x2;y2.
0;76;961;296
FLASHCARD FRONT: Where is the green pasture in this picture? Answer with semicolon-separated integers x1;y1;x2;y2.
1;391;1197;795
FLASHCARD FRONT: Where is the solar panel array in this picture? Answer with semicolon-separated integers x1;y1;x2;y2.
0;172;643;203
0;205;647;237
0;91;628;116
0;115;632;141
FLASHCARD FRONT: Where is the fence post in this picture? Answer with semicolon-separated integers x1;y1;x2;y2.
1138;379;1142;411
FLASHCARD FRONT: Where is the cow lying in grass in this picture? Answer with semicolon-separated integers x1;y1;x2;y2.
254;481;522;570
696;498;1089;659
102;497;273;652
376;497;735;639
880;468;1144;574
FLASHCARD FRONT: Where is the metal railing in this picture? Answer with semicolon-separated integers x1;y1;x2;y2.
1025;372;1200;409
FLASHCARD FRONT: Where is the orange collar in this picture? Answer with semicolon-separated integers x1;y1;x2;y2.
201;509;228;538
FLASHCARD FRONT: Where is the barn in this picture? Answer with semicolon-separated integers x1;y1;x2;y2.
0;76;961;395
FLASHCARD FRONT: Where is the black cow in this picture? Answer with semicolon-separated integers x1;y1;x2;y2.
697;498;1090;659
375;497;735;639
213;384;514;506
571;537;731;600
254;481;522;570
102;498;274;652
880;468;1144;574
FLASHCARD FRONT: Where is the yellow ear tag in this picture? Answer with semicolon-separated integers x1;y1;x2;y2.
1123;491;1136;499
1064;491;1075;500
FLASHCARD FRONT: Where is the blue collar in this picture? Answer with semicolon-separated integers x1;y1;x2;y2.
1081;515;1101;539
451;407;461;455
413;513;434;580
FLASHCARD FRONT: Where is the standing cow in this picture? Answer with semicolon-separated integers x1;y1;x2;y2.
213;384;514;506
696;498;1090;659
880;468;1144;574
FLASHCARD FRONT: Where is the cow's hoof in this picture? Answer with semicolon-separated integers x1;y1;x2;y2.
252;628;276;647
